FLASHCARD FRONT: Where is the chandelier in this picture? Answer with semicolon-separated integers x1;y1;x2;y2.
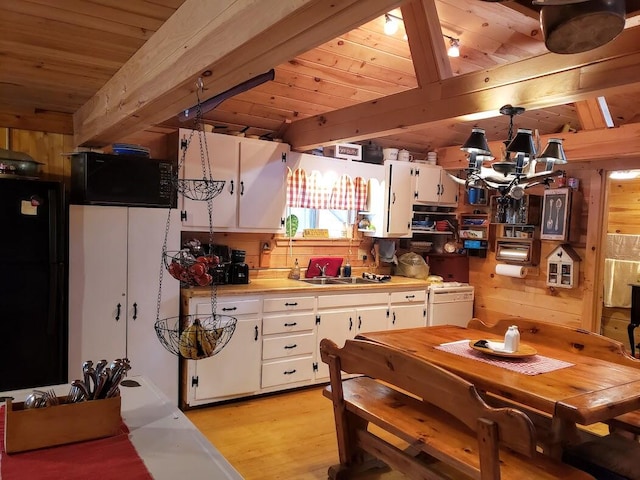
450;104;567;199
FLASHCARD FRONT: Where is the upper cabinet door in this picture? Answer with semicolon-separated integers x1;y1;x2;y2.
414;165;459;206
384;160;413;237
413;164;441;203
179;129;239;229
438;170;459;206
238;139;289;230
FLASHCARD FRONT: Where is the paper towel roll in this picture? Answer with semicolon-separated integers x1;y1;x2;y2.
495;264;527;278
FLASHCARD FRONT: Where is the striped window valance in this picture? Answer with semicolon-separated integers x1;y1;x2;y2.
287;168;368;211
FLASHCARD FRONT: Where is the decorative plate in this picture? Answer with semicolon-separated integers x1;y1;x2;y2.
469;339;537;358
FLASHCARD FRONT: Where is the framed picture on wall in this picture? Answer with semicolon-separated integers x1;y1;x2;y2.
541;188;570;240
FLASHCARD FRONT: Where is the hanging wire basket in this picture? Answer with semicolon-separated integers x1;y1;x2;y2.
163;250;219;287
173;177;225;201
155;314;237;360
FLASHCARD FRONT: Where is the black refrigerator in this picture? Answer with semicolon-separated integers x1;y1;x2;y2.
0;177;67;391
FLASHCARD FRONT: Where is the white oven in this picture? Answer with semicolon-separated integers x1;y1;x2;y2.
428;283;475;327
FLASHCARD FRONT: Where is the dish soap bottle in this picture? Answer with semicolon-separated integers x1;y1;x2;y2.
290;258;301;280
342;260;351;278
504;325;520;353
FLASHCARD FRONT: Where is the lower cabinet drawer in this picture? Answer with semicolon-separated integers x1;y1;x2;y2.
262;332;315;360
262;313;316;335
261;356;314;389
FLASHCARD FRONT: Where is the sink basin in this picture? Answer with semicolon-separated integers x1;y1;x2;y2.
299;277;380;286
300;277;336;285
330;277;380;285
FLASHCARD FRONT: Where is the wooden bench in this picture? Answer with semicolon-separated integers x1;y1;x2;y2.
468;318;640;480
468;317;640;438
319;337;595;480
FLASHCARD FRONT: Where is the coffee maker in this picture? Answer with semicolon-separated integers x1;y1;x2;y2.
229;249;249;284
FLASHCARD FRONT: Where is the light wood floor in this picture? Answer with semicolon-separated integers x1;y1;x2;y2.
185;385;408;479
185;385;610;480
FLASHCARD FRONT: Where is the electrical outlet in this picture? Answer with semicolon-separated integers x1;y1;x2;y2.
363;255;367;261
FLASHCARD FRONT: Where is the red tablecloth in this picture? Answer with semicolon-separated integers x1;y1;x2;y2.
0;405;152;480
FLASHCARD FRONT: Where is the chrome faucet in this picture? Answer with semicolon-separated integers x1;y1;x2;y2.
315;262;330;277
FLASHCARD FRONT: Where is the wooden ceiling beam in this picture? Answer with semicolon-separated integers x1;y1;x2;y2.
575;98;613;130
284;26;640;150
0;107;73;136
401;0;452;85
73;0;405;147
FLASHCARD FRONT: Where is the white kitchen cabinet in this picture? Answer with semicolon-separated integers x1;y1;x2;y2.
68;205;180;404
355;306;389;335
315;291;389;379
315;309;356;380
389;289;427;329
184;296;261;407
413;164;459;206
261;294;316;390
174;129;289;231
367;160;413;238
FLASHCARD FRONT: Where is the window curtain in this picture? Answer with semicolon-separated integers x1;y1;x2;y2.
287;169;368;211
303;170;327;209
286;167;307;208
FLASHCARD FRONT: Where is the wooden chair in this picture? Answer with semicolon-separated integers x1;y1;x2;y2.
468;317;640;480
319;337;595;480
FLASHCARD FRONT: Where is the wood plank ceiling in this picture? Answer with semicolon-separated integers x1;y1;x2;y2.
3;0;640;161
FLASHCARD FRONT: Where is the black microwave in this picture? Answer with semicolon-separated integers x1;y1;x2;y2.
70;152;177;208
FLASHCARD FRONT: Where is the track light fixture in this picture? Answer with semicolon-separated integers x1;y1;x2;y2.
443;34;460;57
384;14;399;35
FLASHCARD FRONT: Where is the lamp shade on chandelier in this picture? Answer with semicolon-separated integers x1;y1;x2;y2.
450;105;567;198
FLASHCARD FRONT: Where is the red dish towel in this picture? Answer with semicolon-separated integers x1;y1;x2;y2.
0;405;152;480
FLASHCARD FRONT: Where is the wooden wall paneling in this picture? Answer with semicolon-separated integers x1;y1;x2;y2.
601;306;633;345
607;176;640;234
0;108;74;136
9;129;74;180
581;170;607;333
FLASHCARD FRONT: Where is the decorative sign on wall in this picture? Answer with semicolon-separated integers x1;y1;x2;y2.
541;188;570;240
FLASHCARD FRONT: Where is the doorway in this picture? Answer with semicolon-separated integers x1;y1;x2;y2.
600;170;640;354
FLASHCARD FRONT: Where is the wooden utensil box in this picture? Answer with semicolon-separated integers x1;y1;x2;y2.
4;396;121;454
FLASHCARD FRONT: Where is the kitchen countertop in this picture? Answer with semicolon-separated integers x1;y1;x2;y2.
182;275;431;298
1;376;243;480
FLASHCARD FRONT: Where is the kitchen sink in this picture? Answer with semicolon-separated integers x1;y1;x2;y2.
299;277;380;286
330;277;380;285
299;277;336;285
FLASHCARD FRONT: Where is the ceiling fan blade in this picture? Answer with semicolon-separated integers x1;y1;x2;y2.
179;69;275;122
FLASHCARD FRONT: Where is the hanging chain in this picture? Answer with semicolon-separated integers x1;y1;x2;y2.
156;77;219;327
193;80;218;320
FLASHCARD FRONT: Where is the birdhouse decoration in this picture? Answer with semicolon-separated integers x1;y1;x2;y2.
546;244;581;289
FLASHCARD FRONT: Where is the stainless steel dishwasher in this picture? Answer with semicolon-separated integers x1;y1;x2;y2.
427;283;475;327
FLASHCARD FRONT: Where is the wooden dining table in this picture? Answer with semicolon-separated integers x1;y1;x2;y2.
356;325;640;456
